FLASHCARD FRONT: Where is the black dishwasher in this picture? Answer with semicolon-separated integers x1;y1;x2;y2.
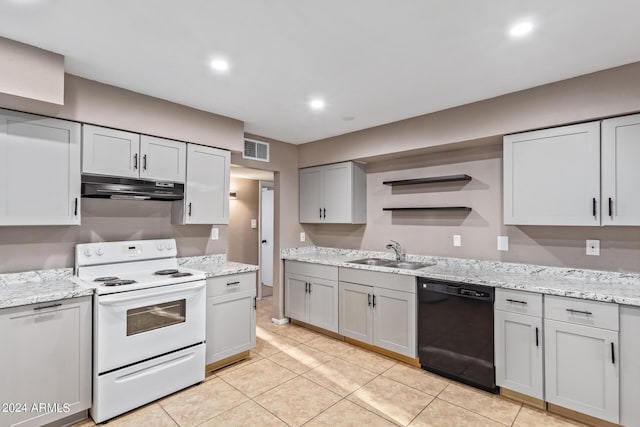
418;278;497;393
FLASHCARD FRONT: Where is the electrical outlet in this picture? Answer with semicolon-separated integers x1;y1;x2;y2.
586;239;600;256
210;227;219;240
250;219;257;229
453;235;461;247
300;232;306;242
497;236;509;251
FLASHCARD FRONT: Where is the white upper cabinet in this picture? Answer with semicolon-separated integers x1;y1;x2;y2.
504;122;601;226
173;144;230;224
139;135;186;183
82;125;140;179
0;109;81;226
602;113;640;225
82;125;186;183
299;161;366;224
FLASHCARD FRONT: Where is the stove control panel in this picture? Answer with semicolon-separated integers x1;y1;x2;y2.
76;239;178;266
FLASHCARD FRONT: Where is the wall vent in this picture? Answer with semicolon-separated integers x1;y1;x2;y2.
243;138;270;162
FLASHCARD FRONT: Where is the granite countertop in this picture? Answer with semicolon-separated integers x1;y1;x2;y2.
282;246;640;307
0;255;258;310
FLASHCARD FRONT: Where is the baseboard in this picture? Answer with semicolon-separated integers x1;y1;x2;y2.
547;403;620;427
344;337;420;367
271;317;290;325
499;388;545;410
291;319;344;340
205;351;250;373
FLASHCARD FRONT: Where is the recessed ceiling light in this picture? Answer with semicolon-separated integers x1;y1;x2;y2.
210;59;230;72
309;98;326;111
509;21;534;38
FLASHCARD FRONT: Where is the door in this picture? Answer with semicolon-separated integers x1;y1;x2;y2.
184;144;230;224
206;289;256;364
96;281;206;373
0;110;81;226
139;135;186;183
323;162;352;223
308;277;338;333
504;121;601;225
373;287;416;357
339;281;373;344
299;166;323;223
284;274;308;322
0;297;91;427
260;187;274;288
602;113;640;225
495;311;543;399
82;124;140;178
545;319;619;423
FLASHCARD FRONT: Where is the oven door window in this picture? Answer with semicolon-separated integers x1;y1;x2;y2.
127;299;186;336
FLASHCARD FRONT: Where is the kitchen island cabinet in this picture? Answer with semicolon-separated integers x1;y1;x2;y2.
0;296;91;427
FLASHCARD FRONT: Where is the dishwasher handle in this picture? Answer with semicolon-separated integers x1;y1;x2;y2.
419;280;494;302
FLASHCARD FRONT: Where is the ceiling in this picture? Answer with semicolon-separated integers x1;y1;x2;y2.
1;1;640;144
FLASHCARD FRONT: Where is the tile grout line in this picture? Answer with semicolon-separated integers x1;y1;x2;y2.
157;402;181;427
510;404;523;427
435;393;520;426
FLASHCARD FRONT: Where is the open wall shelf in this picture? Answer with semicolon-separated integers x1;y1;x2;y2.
383;207;472;212
382;174;471;186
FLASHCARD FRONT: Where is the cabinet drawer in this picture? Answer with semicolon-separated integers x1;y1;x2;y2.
545;295;618;331
339;267;415;293
206;273;256;298
495;288;542;317
285;260;338;281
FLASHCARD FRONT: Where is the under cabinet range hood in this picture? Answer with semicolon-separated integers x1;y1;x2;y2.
81;174;184;201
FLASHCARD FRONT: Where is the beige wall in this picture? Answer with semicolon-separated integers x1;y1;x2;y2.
227;178;259;265
232;134;307;318
0;37;64;105
298;61;640;167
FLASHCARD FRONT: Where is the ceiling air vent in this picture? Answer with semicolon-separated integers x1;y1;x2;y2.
243;138;270;162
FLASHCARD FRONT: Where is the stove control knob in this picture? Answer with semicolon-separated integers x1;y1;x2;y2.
165;243;173;250
96;248;104;256
83;249;92;257
157;244;165;251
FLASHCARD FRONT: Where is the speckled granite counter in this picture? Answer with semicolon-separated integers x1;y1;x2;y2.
0;255;258;310
282;246;640;306
0;268;93;309
178;254;259;278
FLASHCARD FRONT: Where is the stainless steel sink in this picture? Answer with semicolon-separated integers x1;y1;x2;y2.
385;261;435;270
347;258;394;266
347;258;435;270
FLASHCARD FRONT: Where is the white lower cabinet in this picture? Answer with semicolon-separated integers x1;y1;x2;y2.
284;262;339;333
339;268;416;358
494;289;544;400
0;297;91;427
205;273;256;365
544;296;619;424
620;305;640;427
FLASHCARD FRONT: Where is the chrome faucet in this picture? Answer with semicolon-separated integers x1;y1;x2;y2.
386;240;406;262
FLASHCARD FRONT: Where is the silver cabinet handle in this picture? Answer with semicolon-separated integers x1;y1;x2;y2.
566;308;593;316
34;303;62;311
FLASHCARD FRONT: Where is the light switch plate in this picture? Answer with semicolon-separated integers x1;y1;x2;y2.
453;235;461;247
250;219;257;229
497;236;509;251
586;239;600;256
210;227;219;240
300;232;306;242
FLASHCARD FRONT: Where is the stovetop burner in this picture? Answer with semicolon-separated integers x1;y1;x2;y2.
171;272;193;278
103;279;137;287
94;276;119;282
154;269;180;275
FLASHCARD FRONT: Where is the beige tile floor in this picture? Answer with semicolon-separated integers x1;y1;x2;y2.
74;296;587;427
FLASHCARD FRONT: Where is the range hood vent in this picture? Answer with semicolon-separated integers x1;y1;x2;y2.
243;138;270;162
81;174;184;201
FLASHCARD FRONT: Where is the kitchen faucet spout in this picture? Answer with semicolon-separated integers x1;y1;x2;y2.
385;240;406;262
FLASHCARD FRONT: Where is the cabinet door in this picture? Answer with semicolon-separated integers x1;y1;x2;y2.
504;122;601;225
339;282;373;344
308;277;338;333
495;311;543;399
82;124;140;178
620;305;640;427
139;135;186;183
323;162;352;223
206;289;256;364
545;319;619;423
373;287;416;357
0;297;91;427
299;166;323;223
0;110;81;226
602;113;640;225
284;274;309;322
181;144;230;224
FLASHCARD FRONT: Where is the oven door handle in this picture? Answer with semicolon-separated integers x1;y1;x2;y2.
98;282;205;306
